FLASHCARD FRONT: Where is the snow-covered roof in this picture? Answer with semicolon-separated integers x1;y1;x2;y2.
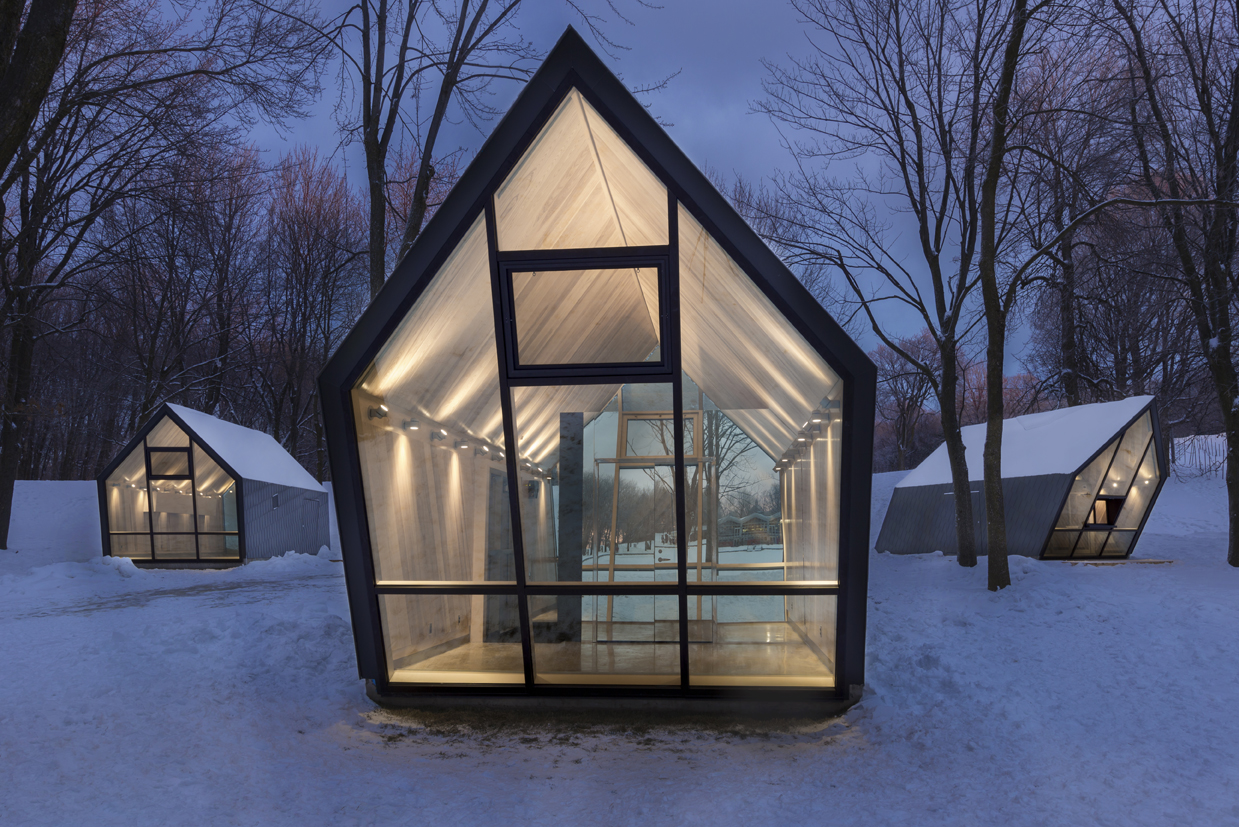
166;404;324;492
896;396;1154;488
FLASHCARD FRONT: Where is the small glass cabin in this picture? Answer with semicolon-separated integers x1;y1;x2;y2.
320;29;876;705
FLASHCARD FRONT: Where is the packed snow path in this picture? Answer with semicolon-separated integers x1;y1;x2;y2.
0;472;1235;825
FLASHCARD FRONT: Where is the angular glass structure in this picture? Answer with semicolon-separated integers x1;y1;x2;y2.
98;404;330;567
877;397;1166;561
321;29;875;705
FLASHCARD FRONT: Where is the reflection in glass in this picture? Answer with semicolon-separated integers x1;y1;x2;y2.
109;534;151;559
1043;530;1079;558
351;216;515;584
532;594;680;685
512;268;660;365
688;595;835;687
1072;529;1109;558
512;383;680;586
378;594;525;684
154;534;196;559
679;204;842;587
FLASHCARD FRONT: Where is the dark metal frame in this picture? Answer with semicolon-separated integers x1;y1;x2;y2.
1037;400;1168;560
96;404;247;568
317;28;876;703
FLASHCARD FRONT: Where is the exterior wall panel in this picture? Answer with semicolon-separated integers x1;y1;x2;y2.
240;480;330;560
878;474;1070;557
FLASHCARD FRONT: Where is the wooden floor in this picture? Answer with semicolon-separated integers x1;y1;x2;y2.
388;622;834;687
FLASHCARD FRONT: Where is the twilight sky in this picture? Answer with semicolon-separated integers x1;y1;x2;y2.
248;1;1029;366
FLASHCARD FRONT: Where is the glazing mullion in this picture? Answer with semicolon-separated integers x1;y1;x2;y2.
1073;428;1126;559
486;201;537;688
668;190;689;688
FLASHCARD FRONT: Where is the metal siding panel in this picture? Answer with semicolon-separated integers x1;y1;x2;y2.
241;480;331;560
878;475;1070;557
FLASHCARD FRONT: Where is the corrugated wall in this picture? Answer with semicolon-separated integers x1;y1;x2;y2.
241;481;331;561
876;474;1070;557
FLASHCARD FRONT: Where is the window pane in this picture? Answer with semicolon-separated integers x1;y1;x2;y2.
512;268;660;365
1103;530;1135;556
1056;440;1117;529
1072;529;1109;558
1115;440;1160;529
146;417;189;447
532;594;680;685
511;383;679;584
1101;412;1153;496
198;534;240;559
378;594;524;684
109;534;151;559
149;449;190;477
352;215;514;584
149;479;195;532
194;445;238;532
153;534;196;559
1043;529;1079;558
688;595;835;687
105;446;149;532
494;88;668;250
679;205;842;586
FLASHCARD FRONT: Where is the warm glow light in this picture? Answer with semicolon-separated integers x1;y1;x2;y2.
379;404;389;412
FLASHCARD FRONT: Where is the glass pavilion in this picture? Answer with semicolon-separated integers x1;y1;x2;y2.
321;29;875;703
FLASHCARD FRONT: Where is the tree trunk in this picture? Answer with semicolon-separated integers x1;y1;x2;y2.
0;315;38;549
1058;233;1080;405
938;351;977;567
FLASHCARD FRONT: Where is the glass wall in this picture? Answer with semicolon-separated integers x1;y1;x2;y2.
1043;411;1160;559
104;416;239;562
352;86;848;691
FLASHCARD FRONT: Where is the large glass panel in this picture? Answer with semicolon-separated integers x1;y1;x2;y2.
511;383;679;584
494;88;668;250
149;478;195;533
148;449;190;477
104;445;149;533
531;593;680;685
1101;412;1153;496
1103;530;1136;556
351;216;514;584
512;267;660;365
1043;529;1079;558
378;594;524;684
1115;442;1160;530
198;534;240;559
679;204;842;586
193;445;238;534
1072;529;1109;558
153;534;196;559
108;534;151;559
1056;440;1118;529
688;595;835;687
146;417;190;447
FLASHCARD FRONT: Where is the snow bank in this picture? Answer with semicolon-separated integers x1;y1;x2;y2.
0;481;100;576
0;473;1235;826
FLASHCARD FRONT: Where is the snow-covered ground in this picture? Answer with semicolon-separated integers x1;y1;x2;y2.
1;472;1236;825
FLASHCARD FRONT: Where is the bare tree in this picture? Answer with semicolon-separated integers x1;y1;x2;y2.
757;0;1024;568
0;0;323;548
0;0;77;175
872;331;939;471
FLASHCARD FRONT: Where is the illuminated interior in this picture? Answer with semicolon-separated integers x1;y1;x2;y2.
350;85;846;690
104;415;240;562
1043;411;1160;559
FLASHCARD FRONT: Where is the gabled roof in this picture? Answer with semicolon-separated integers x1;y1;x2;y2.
319;26;874;427
166;405;323;491
897;396;1154;488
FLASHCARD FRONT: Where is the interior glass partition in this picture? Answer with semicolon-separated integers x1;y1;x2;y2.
104;415;240;562
350;84;850;692
1042;410;1160;559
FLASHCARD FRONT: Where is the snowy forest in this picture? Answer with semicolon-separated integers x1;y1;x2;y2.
5;0;1239;575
